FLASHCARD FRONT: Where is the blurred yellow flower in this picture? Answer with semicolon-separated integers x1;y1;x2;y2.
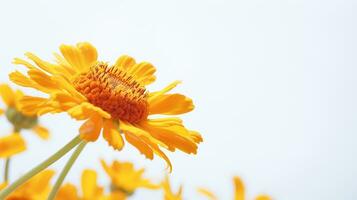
0;134;26;158
56;169;127;200
0;84;50;139
198;176;271;200
101;159;159;196
56;169;105;200
5;169;54;200
162;176;183;200
11;42;202;171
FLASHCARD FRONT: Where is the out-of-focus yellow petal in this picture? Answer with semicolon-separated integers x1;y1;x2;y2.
0;84;15;106
103;119;124;150
0;134;26;158
234;176;245;200
8;169;55;199
0;108;4;116
55;183;78;200
149;93;194;115
0;182;7;190
32;125;50;140
79;115;103;141
197;188;218;200
101;159;159;194
81;169;103;199
255;195;272;200
162;176;183;200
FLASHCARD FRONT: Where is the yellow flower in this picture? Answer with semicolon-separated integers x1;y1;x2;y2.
198;176;272;200
101;159;159;195
5;169;54;200
55;169;105;200
0;83;50;139
0;134;26;158
162;176;183;200
11;42;202;170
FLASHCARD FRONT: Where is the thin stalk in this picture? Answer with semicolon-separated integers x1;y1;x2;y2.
47;141;87;200
4;128;21;182
0;135;82;199
3;158;10;182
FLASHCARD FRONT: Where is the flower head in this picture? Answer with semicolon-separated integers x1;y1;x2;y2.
0;84;50;139
101;159;159;196
11;42;202;171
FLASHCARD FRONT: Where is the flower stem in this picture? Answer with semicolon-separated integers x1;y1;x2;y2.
47;141;87;200
4;158;10;182
0;135;82;199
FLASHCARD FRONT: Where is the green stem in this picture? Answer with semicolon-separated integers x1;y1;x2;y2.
47;141;87;200
4;158;10;182
0;135;82;199
4;128;21;182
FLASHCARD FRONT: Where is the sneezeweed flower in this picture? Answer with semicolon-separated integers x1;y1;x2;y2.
4;169;54;200
55;169;126;200
10;42;202;171
0;84;49;139
101;159;159;196
162;176;183;200
197;176;271;200
0;83;50;183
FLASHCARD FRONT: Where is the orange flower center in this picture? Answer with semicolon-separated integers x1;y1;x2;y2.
73;62;148;123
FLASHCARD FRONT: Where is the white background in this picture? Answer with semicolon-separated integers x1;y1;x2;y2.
0;0;356;199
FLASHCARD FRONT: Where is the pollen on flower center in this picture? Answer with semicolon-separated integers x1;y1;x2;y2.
73;62;148;123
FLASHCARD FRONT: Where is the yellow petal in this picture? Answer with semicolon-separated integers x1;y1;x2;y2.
59;42;98;74
81;169;103;198
25;52;58;74
79;115;103;141
0;134;26;158
0;108;4;116
0;84;15;106
197;188;218;200
139;119;199;154
119;121;172;171
148;81;181;103
103;119;124;150
124;132;154;160
19;96;57;116
234;176;245;200
128;62;156;85
255;195;272;200
68;102;111;120
149;94;194;115
55;183;78;200
115;55;136;71
115;55;156;85
32;125;50;140
27;69;58;89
